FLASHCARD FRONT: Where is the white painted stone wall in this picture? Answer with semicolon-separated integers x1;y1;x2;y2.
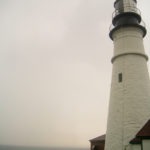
126;144;141;150
131;145;141;150
105;27;150;150
142;140;150;150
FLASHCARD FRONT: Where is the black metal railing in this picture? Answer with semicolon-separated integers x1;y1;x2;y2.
109;19;146;32
112;6;141;19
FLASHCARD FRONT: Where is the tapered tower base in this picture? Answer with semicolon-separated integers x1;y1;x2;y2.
105;26;150;150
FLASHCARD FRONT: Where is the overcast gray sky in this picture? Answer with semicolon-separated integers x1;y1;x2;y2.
0;0;150;148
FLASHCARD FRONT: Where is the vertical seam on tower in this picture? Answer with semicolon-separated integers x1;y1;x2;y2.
122;41;126;150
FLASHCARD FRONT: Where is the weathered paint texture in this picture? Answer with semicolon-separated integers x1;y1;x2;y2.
105;27;150;150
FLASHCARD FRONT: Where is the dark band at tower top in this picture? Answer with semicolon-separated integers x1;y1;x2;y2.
109;0;146;39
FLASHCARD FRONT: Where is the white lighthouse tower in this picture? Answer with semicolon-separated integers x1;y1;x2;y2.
105;0;150;150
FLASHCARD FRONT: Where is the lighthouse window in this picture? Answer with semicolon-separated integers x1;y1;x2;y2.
118;73;122;82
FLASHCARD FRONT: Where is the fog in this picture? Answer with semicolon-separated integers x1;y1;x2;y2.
0;0;150;148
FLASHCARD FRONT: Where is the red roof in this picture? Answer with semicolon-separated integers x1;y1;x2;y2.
136;120;150;138
90;135;105;142
130;137;142;144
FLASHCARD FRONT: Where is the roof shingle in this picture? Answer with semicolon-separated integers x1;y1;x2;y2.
136;120;150;138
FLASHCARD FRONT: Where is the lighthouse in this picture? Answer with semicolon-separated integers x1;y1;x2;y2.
104;0;150;150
